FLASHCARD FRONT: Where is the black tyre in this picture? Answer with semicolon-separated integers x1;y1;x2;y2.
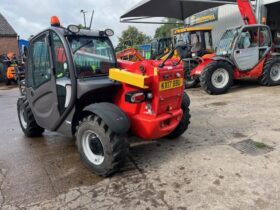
184;61;199;89
0;63;10;85
200;61;233;95
76;115;128;176
167;92;191;139
0;63;4;82
259;57;280;86
5;78;11;85
17;97;45;137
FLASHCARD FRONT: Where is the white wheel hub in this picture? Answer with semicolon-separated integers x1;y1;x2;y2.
270;63;280;82
19;106;27;129
211;68;229;89
82;130;105;165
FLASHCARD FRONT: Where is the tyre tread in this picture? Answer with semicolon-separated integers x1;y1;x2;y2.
17;97;44;137
76;115;128;177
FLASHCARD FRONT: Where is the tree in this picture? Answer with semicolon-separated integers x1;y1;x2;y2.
117;26;151;50
154;18;183;38
78;24;86;29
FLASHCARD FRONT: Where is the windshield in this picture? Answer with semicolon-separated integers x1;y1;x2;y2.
175;32;190;45
216;28;240;56
68;36;116;78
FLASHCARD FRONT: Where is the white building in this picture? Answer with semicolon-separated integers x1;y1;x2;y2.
185;5;243;48
185;1;280;48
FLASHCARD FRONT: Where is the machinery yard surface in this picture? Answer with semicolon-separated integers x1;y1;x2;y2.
0;82;280;210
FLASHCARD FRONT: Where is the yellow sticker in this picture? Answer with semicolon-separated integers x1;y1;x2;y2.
154;68;158;76
159;78;183;91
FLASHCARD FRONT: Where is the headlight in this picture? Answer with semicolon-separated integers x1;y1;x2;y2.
192;53;196;57
67;25;80;33
105;29;114;36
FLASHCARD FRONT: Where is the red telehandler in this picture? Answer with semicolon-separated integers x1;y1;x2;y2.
190;0;280;94
17;16;191;176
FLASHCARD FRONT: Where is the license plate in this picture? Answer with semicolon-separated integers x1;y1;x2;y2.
159;78;183;91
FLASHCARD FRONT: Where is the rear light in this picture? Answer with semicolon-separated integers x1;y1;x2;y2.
125;91;146;103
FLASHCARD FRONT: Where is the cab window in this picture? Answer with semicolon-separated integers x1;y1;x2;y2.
238;27;258;49
68;36;116;78
204;31;212;50
259;27;271;47
51;32;69;78
27;35;51;88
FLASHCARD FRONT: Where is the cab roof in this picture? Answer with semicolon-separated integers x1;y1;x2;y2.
50;26;105;37
174;26;213;35
30;26;109;43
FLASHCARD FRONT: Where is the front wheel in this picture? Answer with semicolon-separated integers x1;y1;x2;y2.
184;61;199;89
76;115;128;176
259;57;280;86
5;78;11;85
200;61;233;95
17;97;45;137
167;92;191;139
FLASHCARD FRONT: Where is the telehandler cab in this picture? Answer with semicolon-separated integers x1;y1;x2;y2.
17;16;191;176
190;0;280;94
174;26;214;88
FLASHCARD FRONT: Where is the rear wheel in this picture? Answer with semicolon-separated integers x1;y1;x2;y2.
5;78;11;85
17;97;45;137
259;57;280;86
184;61;199;88
167;92;191;139
200;61;233;95
0;63;11;85
76;115;128;176
0;63;4;82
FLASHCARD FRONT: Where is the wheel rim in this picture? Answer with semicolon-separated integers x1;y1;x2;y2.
19;106;27;129
184;70;196;86
82;130;105;166
211;68;229;89
270;63;280;82
185;78;196;86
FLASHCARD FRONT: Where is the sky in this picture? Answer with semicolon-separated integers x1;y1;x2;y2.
0;0;162;46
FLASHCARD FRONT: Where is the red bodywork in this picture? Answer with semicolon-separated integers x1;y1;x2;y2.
191;56;267;79
189;0;268;80
114;59;185;140
190;54;215;77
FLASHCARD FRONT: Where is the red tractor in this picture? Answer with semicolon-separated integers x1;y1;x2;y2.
17;16;191;176
190;0;280;94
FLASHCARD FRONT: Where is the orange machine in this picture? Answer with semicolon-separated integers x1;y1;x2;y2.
116;48;145;61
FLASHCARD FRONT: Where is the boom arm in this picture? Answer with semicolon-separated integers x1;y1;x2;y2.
237;0;257;25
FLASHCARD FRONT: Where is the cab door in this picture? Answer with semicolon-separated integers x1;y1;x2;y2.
233;26;260;71
26;32;61;131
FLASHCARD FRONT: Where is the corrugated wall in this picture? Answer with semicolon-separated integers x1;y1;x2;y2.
191;5;244;48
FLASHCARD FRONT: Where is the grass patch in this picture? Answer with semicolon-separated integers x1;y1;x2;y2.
254;141;267;149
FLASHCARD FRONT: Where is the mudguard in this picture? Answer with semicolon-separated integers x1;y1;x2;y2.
84;103;130;134
190;56;234;77
190;59;213;76
212;56;234;66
